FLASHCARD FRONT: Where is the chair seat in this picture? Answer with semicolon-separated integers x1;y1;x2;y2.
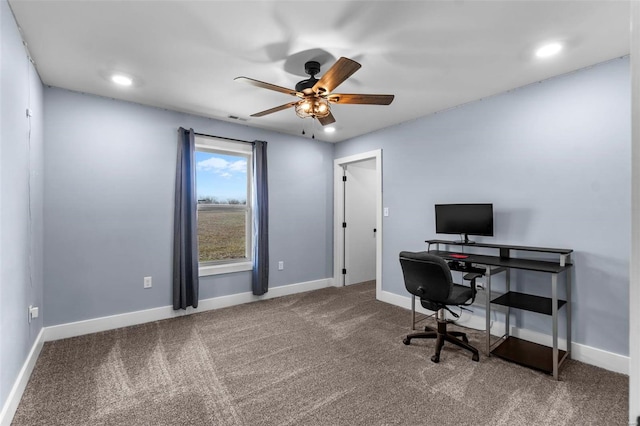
448;283;475;305
420;283;473;310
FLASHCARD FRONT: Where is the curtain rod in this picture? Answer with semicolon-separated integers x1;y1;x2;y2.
193;132;254;145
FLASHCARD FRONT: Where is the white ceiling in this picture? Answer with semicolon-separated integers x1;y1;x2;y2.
8;1;630;142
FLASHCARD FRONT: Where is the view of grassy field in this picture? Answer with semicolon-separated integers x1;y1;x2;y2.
197;209;246;262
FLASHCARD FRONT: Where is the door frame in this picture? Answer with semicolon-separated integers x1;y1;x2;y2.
333;149;382;300
630;2;639;423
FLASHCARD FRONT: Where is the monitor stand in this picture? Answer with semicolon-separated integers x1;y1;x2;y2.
457;234;475;244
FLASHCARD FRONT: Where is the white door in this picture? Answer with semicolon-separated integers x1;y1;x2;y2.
344;159;377;285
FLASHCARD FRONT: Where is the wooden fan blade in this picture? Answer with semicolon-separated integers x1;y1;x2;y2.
250;101;298;117
317;112;336;126
312;57;361;94
328;93;395;105
235;77;300;97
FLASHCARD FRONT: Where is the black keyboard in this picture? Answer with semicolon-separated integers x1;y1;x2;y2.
448;261;485;274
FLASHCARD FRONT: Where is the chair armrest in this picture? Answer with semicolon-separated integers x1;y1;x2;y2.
462;273;482;305
463;272;483;281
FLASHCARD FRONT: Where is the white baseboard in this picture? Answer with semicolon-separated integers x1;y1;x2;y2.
0;328;45;426
379;290;629;375
569;340;629;375
44;278;332;342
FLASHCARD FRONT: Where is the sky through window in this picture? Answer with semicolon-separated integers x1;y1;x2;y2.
196;151;247;203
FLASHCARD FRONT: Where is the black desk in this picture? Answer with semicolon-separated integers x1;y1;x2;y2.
430;250;572;274
426;240;573;380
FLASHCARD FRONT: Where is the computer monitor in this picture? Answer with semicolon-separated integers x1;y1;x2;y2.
435;203;494;244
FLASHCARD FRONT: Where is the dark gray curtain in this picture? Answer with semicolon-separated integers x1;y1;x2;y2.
173;127;199;309
252;140;269;295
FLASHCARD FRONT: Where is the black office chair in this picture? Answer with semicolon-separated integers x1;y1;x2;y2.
399;251;481;363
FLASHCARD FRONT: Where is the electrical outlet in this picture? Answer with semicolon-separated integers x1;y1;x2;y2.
144;276;152;288
278;261;284;270
28;305;39;323
383;207;389;217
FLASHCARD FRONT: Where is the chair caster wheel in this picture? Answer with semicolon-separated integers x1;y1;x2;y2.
430;355;440;363
472;353;479;362
402;337;411;345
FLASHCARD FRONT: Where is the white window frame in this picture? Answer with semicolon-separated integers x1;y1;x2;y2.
195;135;253;276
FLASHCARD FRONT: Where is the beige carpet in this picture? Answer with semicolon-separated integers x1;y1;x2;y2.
13;282;628;425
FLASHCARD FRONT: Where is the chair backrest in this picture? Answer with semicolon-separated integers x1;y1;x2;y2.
399;251;453;304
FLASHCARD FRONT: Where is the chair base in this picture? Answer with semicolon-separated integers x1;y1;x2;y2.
403;321;480;363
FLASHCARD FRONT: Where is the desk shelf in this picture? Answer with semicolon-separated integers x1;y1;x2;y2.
491;291;566;316
491;336;567;375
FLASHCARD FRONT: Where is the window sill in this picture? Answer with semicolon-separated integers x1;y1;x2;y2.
199;261;253;277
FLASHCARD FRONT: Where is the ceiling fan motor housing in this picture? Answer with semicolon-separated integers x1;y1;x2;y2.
295;61;322;93
295;78;318;93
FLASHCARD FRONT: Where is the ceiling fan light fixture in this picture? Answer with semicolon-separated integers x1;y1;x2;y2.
295;98;331;119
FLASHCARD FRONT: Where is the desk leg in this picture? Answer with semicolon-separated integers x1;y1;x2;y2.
411;295;416;330
505;268;511;338
552;273;559;380
566;268;572;360
485;266;492;355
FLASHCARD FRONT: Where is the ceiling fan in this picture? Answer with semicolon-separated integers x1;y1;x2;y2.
234;57;394;126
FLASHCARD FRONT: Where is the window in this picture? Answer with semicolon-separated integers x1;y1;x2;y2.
195;135;253;275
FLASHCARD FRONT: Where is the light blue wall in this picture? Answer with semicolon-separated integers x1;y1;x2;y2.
43;88;334;326
335;58;631;356
0;0;45;415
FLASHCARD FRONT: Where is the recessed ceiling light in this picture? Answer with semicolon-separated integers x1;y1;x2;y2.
535;42;563;59
111;74;133;86
324;127;336;133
